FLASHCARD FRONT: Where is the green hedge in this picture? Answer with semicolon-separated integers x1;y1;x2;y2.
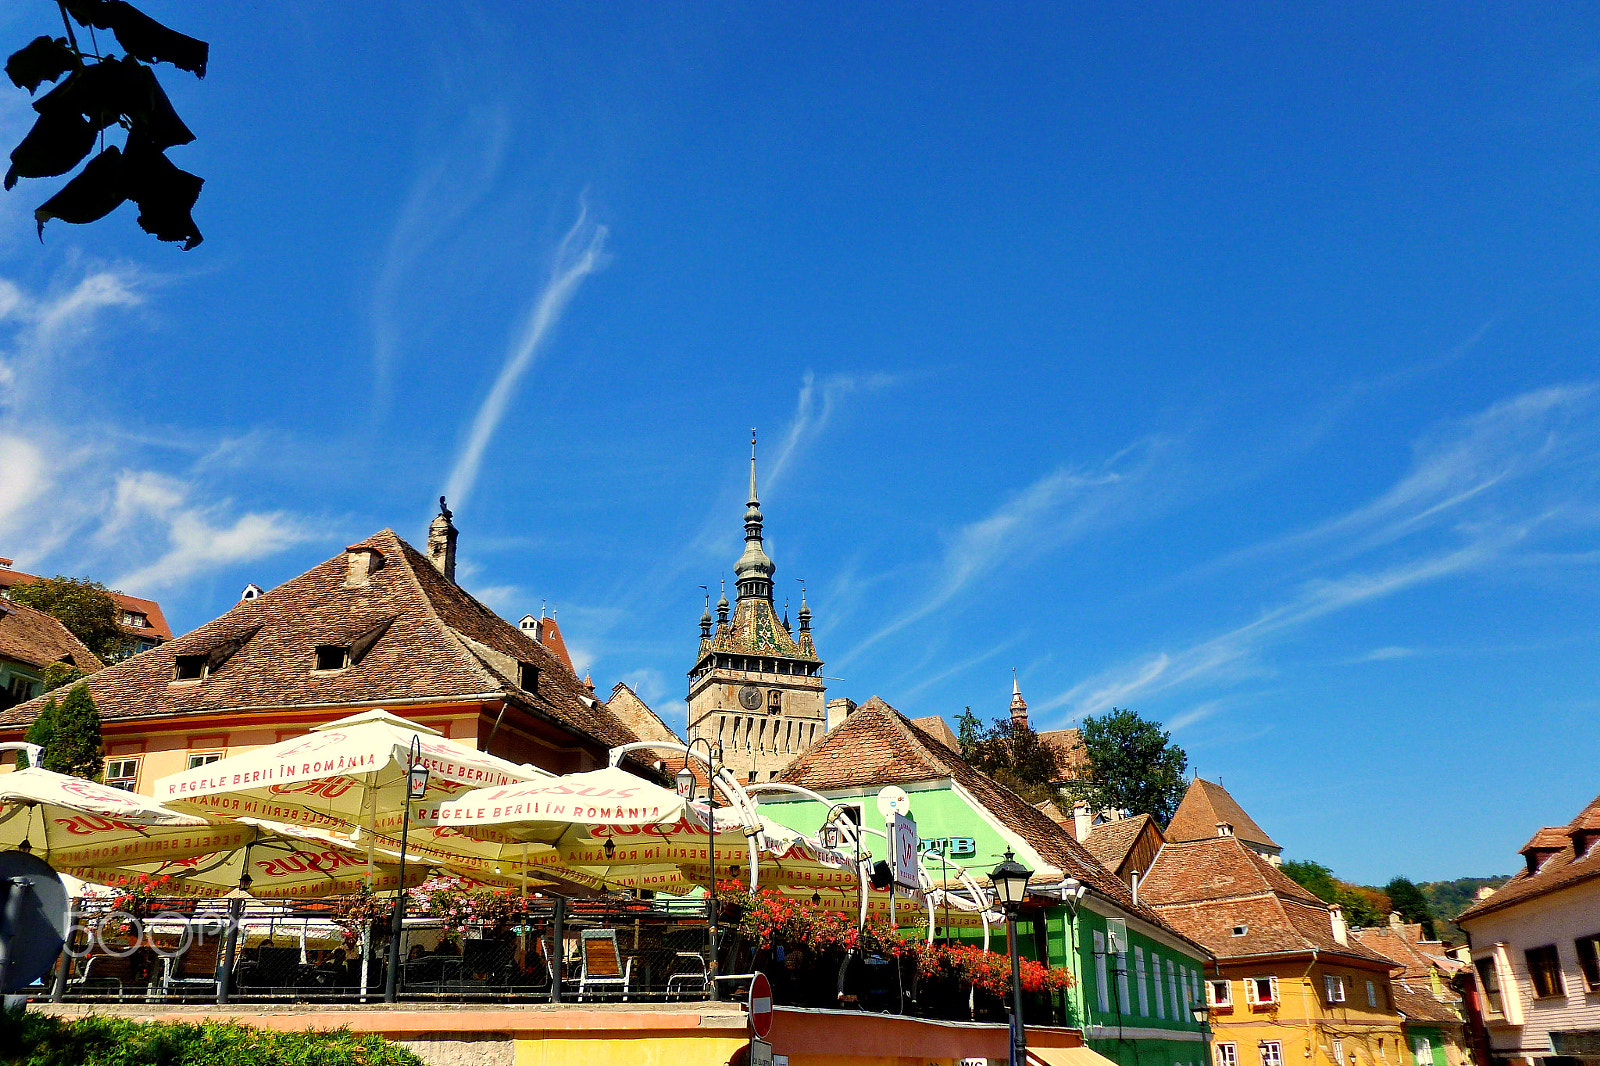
0;1011;426;1066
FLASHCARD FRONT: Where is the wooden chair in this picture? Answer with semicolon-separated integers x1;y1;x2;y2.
576;928;632;1001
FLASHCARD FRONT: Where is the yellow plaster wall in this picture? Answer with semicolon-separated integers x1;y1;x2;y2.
1208;966;1407;1066
514;1033;748;1066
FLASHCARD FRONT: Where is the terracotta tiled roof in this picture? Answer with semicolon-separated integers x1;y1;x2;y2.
1084;813;1154;873
0;530;642;753
1141;836;1396;968
1519;826;1571;853
1457;790;1600;923
0;566;172;641
1350;924;1467;981
1390;980;1464;1026
0;601;104;673
1038;728;1089;778
1165;778;1280;850
775;696;1207;952
912;715;959;751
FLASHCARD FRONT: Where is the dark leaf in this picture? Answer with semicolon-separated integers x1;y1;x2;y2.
123;59;194;150
34;145;127;239
65;0;208;78
7;36;77;93
34;61;132;133
123;136;201;248
5;109;95;190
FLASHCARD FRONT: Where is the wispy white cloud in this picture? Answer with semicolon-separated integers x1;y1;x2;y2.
443;205;608;509
838;438;1171;668
1040;383;1600;722
0;269;318;598
765;370;894;494
1354;646;1419;663
369;108;511;415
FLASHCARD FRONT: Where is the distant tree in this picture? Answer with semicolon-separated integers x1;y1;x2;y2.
19;694;58;769
5;1;209;247
1065;708;1188;824
41;661;87;692
957;710;1064;807
25;684;103;779
8;575;127;662
1281;858;1391;928
1283;860;1341;901
1385;877;1438;939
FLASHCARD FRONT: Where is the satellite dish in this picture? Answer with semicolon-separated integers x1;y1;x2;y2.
0;850;68;994
876;786;911;819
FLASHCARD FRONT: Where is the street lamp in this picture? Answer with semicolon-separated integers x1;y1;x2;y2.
685;737;722;1001
384;735;428;1003
992;849;1034;1066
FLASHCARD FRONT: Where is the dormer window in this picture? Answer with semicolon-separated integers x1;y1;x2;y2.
1232;924;1249;937
1217;823;1234;837
174;655;208;681
518;662;539;692
314;645;350;671
122;611;148;628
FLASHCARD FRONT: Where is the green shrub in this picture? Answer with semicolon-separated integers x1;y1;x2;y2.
0;1011;426;1066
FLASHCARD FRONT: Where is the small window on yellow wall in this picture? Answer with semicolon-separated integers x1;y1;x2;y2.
1244;976;1277;1004
1209;978;1232;1007
187;751;223;769
1324;974;1346;1003
1216;1044;1238;1066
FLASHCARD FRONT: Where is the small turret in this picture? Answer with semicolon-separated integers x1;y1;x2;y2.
716;581;730;627
1009;670;1028;727
699;593;713;639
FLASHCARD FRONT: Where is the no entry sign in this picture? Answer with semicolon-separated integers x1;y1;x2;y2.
748;971;774;1039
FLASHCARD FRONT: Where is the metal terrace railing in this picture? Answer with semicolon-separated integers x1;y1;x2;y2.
38;895;742;1006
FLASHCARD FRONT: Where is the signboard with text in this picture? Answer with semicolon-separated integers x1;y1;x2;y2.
891;812;920;891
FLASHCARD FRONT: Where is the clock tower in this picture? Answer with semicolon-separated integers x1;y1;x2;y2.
687;436;826;780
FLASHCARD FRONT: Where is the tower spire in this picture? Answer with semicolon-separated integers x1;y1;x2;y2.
1010;668;1029;726
734;430;775;602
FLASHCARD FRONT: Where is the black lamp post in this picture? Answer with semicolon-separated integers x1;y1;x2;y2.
822;803;865;928
683;738;722;1001
384;735;428;1003
991;848;1034;1066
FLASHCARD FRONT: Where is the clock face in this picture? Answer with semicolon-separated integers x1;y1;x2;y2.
738;684;763;710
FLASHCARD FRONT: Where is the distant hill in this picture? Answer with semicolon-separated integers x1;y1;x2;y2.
1422;875;1514;920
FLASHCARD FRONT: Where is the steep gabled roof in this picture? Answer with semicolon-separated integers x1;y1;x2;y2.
1458;790;1600;923
1084;813;1155;873
0;531;641;753
1390;980;1464;1026
912;715;959;751
607;682;684;745
1165;777;1280;850
0;600;104;674
1350;922;1467;981
1141;836;1396;968
777;696;1204;944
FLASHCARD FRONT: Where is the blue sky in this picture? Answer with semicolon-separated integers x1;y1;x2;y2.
1;3;1597;885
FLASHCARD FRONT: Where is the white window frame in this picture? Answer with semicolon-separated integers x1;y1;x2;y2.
105;756;141;791
1413;1037;1432;1066
1216;1044;1238;1066
1136;947;1150;1016
1154;953;1166;1017
1244;975;1278;1005
1118;949;1131;1014
1094;931;1111;1013
1325;973;1346;1003
1168;959;1181;1018
1209;978;1232;1007
187;751;224;770
1259;1041;1283;1066
1332;1039;1345;1065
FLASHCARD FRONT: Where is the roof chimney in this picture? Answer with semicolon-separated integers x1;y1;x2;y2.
1330;904;1348;945
1073;801;1093;842
428;497;458;581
